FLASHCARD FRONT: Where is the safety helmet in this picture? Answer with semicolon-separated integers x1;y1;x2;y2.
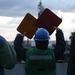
34;28;50;41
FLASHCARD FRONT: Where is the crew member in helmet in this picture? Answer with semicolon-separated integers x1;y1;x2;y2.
0;35;17;75
14;28;66;75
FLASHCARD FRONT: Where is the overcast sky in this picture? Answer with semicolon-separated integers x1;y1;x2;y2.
0;0;75;17
0;0;75;41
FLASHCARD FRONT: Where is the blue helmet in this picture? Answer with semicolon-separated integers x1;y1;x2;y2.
34;28;50;41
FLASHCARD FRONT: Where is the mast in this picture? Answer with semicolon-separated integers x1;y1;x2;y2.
38;0;44;17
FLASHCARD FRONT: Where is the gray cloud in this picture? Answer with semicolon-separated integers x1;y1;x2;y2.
0;0;39;17
43;0;75;11
72;18;75;22
0;0;75;17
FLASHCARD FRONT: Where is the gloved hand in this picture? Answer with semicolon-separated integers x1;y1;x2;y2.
54;26;62;32
56;28;62;32
0;36;5;48
18;32;26;37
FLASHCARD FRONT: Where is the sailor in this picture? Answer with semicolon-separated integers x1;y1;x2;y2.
0;35;17;75
25;28;55;75
14;28;66;75
67;32;75;75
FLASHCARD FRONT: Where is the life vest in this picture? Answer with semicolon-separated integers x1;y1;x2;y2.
25;48;56;75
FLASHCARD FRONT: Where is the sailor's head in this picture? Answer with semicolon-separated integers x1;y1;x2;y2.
34;28;50;49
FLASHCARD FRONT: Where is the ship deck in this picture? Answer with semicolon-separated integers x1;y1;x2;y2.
4;62;68;75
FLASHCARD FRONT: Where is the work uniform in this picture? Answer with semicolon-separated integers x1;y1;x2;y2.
14;28;66;75
0;35;17;75
25;48;56;75
67;32;75;75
